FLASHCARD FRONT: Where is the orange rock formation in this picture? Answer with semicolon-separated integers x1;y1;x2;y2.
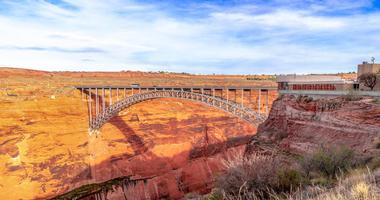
0;68;277;199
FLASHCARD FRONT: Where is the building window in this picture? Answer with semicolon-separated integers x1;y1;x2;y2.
353;83;359;90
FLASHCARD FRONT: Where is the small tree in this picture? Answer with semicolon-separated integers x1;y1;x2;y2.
358;73;377;90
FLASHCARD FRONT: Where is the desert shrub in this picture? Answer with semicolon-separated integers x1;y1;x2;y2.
203;189;223;200
310;176;334;187
219;169;380;200
277;168;307;191
344;90;361;101
215;151;279;198
317;100;343;111
297;95;313;103
300;146;355;178
376;142;380;149
285;169;380;200
273;131;289;141
183;192;202;200
368;157;380;170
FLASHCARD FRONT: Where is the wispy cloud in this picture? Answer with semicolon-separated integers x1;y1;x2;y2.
0;0;379;74
0;46;105;53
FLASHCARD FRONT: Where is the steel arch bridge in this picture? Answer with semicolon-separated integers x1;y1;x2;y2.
76;86;276;131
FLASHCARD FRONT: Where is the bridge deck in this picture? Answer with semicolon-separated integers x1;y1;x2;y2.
75;85;277;90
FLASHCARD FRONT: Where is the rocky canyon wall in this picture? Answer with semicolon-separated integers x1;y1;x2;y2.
0;69;278;199
248;94;380;159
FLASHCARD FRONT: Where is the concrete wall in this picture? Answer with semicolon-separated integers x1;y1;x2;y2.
279;90;380;97
336;83;354;90
358;63;380;77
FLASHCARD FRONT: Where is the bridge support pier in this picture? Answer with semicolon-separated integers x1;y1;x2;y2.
258;89;261;114
116;88;119;101
266;90;269;114
81;88;84;101
95;88;98;116
88;88;92;127
109;88;112;105
241;89;244;107
102;88;105;114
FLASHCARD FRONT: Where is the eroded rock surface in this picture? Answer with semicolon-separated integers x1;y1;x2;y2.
0;68;277;199
248;95;380;159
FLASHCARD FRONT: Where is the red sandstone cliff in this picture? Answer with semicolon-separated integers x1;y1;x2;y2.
0;68;278;200
248;95;380;159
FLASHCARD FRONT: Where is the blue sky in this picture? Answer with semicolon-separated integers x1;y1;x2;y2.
0;0;379;74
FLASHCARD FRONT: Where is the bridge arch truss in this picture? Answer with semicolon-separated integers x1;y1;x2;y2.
76;86;276;131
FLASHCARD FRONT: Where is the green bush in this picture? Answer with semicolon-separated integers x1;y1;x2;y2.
203;189;222;200
368;157;380;170
344;90;361;101
310;177;334;187
183;192;202;200
300;146;355;178
373;98;380;104
277;168;307;191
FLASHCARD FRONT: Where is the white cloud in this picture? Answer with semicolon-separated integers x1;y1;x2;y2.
211;10;346;30
0;0;379;74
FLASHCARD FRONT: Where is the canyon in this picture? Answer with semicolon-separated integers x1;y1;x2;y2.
1;68;377;199
0;68;277;199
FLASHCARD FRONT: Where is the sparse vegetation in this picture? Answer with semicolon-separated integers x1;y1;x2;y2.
210;145;376;200
300;146;355;178
285;169;380;200
246;75;276;81
215;151;279;198
344;90;361;101
277;168;307;191
368;157;380;170
211;169;380;200
296;95;313;103
373;98;380;104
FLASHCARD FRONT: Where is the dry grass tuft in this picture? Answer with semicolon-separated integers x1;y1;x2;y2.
286;169;380;200
210;146;379;200
212;169;379;200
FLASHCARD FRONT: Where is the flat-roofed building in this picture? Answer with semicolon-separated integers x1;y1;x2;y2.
277;75;354;91
358;62;380;77
277;61;380;93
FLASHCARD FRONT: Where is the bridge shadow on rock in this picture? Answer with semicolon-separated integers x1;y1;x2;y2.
109;116;148;155
83;89;148;155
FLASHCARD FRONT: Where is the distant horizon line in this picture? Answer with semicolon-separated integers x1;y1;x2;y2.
0;66;357;76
